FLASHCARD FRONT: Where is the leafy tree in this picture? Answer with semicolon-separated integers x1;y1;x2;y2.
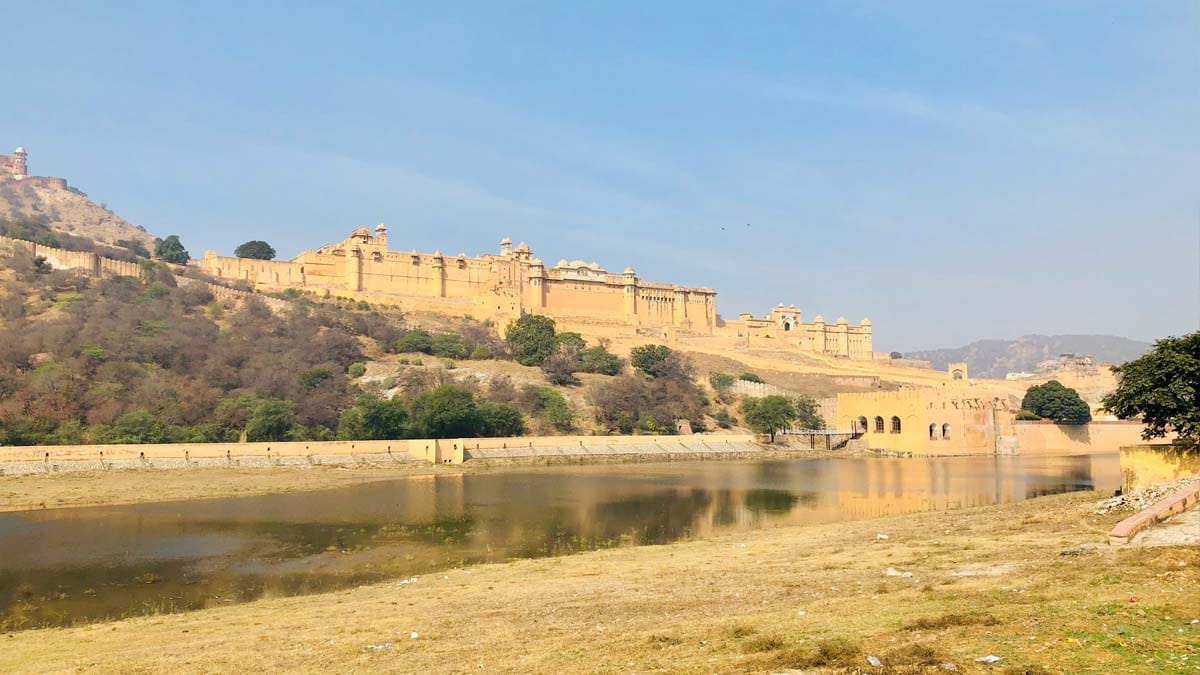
431;332;465;358
739;372;765;384
740;395;798;442
519;385;575;432
234;240;277;260
299;367;333;389
630;344;671;376
348;362;367;378
505;315;559;366
478;401;526;437
244;398;296;441
96;411;172;444
578;345;622;376
1103;332;1200;442
355;395;409;439
709;372;735;392
889;351;903;359
469;345;493;360
793;395;825;430
410;385;483;438
555;332;586;352
395;329;434;354
1021;380;1092;425
154;235;190;264
116;239;151;258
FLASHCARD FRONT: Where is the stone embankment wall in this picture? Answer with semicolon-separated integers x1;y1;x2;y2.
0;434;761;475
1012;421;1152;456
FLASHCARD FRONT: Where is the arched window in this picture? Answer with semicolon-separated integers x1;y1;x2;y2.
952;369;964;381
942;423;951;440
874;416;885;433
857;416;868;434
890;416;902;434
929;423;939;440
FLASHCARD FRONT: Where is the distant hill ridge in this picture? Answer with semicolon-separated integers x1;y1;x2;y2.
0;145;154;248
907;334;1152;379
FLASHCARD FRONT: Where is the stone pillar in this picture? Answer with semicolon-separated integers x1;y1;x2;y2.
622;268;638;326
432;253;445;297
345;247;362;292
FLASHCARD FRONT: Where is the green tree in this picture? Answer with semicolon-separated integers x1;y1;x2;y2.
740;395;798;442
234;240;277;260
97;411;172;444
505;315;559;366
629;344;671;376
555;332;586;352
410;385;483;438
1103;332;1200;442
116;239;151;258
431;332;465;358
1021;380;1092;425
244;399;296;441
709;372;735;392
299;367;333;389
357;395;409;439
348;362;367;378
793;394;825;430
154;235;190;264
739;372;765;384
395;329;434;354
578;345;622;376
478;401;526;437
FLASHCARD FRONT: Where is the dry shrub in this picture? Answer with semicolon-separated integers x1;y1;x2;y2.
903;612;999;630
741;634;786;653
885;642;941;665
771;637;861;669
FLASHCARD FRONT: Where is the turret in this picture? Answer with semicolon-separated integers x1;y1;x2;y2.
500;237;512;256
374;223;388;249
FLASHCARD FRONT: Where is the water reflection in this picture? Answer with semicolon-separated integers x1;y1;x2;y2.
0;453;1120;630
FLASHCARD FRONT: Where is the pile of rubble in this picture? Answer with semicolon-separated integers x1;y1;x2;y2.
1094;476;1200;515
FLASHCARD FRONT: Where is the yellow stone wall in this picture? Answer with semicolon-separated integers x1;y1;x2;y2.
836;387;1017;455
201;228;719;336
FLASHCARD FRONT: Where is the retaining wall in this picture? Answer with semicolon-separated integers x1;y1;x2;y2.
0;434;760;475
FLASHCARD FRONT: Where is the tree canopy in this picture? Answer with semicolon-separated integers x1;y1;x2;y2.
1021;380;1092;425
1102;332;1199;442
740;395;797;442
154;235;190;264
234;240;277;260
505;315;559;366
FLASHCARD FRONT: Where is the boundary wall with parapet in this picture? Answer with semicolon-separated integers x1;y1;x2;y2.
0;434;760;474
0;234;287;312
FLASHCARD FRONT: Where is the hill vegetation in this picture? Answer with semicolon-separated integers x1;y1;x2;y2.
908;334;1151;378
0;175;154;248
0;248;781;445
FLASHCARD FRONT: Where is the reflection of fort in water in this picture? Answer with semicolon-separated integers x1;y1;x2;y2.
0;454;1123;630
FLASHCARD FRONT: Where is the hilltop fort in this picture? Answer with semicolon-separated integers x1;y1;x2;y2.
201;225;875;359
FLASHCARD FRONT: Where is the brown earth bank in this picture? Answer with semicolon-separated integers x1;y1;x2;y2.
2;491;1196;674
0;445;841;513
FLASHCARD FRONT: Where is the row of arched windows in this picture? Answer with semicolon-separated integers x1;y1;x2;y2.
854;416;951;440
856;416;902;434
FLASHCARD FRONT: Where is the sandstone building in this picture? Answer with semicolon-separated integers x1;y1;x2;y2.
201;225;875;359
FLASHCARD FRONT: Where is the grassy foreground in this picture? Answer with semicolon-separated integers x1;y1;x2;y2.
3;491;1197;674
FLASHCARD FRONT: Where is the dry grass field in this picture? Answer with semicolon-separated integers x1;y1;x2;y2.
1;490;1195;674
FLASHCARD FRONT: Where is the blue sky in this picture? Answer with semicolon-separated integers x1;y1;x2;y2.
4;1;1197;351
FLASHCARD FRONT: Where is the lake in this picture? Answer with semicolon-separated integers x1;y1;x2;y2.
0;453;1119;630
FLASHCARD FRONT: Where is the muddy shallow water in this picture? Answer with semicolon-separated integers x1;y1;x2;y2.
0;453;1119;629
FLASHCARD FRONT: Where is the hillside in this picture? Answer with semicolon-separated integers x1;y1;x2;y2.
908;334;1151;379
0;175;155;248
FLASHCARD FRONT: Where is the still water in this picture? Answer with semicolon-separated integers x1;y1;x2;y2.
0;453;1119;629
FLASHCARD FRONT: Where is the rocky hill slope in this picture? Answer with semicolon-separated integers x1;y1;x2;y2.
0;176;154;248
908;334;1151;379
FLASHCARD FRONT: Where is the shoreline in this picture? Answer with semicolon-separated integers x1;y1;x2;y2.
0;445;848;513
2;491;1194;673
